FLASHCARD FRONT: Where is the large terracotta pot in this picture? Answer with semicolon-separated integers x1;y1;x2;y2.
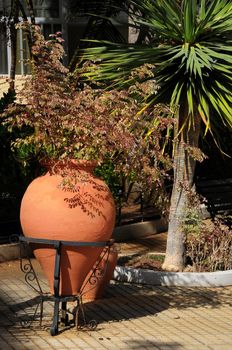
20;160;116;296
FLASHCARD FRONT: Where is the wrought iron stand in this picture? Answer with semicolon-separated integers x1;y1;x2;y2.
17;235;114;336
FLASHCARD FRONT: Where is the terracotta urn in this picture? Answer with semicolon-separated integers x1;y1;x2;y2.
20;160;116;296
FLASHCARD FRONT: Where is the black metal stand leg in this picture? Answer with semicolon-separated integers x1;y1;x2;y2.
53;241;61;298
39;297;44;327
50;299;60;336
61;302;69;326
50;241;62;336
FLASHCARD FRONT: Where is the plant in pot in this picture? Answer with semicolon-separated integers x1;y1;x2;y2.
1;23;174;298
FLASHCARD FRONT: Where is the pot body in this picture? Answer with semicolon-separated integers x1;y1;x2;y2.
81;245;118;301
20;161;116;296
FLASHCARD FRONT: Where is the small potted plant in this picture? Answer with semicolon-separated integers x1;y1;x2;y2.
1;23;173;296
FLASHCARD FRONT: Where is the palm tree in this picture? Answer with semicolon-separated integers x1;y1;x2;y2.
82;0;232;270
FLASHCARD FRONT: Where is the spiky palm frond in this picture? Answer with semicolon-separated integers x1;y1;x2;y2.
82;0;232;132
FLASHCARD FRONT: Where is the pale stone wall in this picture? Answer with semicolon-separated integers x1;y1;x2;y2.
0;76;28;99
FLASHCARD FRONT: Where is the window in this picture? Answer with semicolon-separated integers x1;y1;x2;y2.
0;0;62;75
33;0;59;18
40;23;62;39
0;29;9;74
0;23;63;75
0;26;31;75
15;27;31;75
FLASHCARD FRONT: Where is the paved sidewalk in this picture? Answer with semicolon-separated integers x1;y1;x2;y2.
0;259;232;350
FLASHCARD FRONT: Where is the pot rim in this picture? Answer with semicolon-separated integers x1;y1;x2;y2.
40;158;99;172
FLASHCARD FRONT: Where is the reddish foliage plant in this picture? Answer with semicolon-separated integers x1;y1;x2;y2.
2;23;174;196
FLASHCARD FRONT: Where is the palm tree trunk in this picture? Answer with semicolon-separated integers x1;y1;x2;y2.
162;109;201;272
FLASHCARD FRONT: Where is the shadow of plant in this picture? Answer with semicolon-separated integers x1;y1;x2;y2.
64;182;112;220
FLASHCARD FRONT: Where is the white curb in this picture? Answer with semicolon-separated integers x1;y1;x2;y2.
114;265;232;287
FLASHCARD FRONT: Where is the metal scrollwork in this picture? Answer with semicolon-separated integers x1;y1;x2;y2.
9;234;19;244
75;295;98;331
20;301;41;328
20;256;43;294
86;319;98;331
88;267;104;286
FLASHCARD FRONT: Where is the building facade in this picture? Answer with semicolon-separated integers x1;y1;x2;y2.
0;0;128;75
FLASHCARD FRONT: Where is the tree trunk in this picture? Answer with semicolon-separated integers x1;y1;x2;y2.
8;1;19;92
17;0;35;56
25;0;35;25
162;109;201;272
